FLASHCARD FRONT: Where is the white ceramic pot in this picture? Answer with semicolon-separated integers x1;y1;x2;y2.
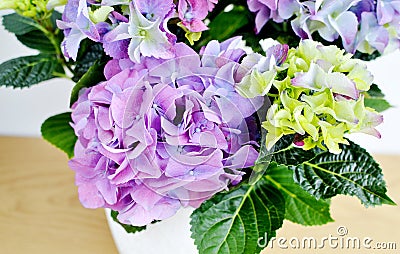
105;208;198;254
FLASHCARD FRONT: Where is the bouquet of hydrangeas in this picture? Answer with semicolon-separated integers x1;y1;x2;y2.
0;0;396;253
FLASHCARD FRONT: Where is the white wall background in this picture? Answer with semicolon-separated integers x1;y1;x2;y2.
0;12;399;154
0;10;74;138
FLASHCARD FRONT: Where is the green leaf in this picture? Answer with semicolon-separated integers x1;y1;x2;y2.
270;135;320;166
190;180;285;254
207;6;249;41
2;13;41;35
250;130;272;184
366;84;385;97
251;134;320;185
365;98;391;112
72;40;107;82
50;11;62;28
70;60;106;106
3;12;62;53
364;84;392;112
353;50;381;61
110;210;147;234
196;5;250;48
265;163;333;226
41;112;77;158
0;55;59;88
291;140;396;207
16;30;55;53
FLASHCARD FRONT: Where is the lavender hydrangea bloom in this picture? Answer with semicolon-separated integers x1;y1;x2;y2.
57;0;109;60
247;0;400;54
69;39;262;226
386;16;400;52
374;1;400;53
247;0;300;33
350;0;375;21
134;0;175;22
178;0;219;32
377;0;400;25
200;36;247;67
353;12;389;54
291;0;359;52
100;0;125;4
103;1;174;63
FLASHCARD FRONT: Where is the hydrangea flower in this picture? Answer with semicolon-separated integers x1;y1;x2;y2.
350;0;375;21
46;0;67;10
57;0;111;60
134;0;175;22
291;0;359;52
178;0;219;32
261;40;382;154
236;43;289;98
102;1;174;63
377;0;400;25
0;0;16;10
0;0;50;17
247;0;300;33
101;0;130;5
247;0;400;54
69;39;262;226
353;12;390;54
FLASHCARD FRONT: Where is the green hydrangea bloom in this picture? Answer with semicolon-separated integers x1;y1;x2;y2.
89;6;114;24
263;40;382;154
273;77;306;100
236;43;289;98
177;22;202;46
288;40;373;92
237;69;277;98
46;0;67;10
0;0;51;18
0;1;17;10
319;122;350;154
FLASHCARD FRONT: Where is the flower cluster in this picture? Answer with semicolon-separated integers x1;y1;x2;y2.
58;0;385;226
58;0;218;61
248;0;400;55
69;38;263;226
247;0;300;33
0;0;58;17
0;0;395;250
259;40;383;154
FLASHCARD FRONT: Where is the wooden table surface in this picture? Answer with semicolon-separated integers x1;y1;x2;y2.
0;136;399;254
0;137;118;254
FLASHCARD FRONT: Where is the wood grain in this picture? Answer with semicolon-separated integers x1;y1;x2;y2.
0;137;398;254
0;137;117;254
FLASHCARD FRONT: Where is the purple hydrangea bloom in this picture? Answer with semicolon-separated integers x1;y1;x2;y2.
350;0;375;21
134;0;175;22
178;0;219;32
385;15;400;53
200;36;247;67
291;0;359;52
247;0;301;33
377;0;400;25
103;1;174;63
353;12;390;54
247;0;400;54
102;11;130;60
69;39;263;226
101;0;130;5
57;0;110;60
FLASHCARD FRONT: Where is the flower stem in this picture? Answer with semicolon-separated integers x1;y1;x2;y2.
36;16;74;78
